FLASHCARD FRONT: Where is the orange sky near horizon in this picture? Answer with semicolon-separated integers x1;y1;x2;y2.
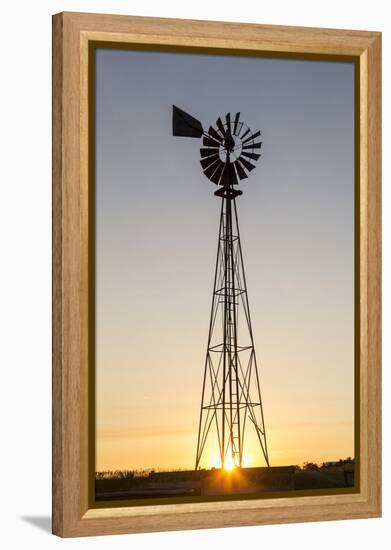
96;420;354;471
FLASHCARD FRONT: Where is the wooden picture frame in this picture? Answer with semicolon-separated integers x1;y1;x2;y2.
52;11;381;537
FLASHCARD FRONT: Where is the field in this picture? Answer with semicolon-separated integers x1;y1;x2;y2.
95;459;354;501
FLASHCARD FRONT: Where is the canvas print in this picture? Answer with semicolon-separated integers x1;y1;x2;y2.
93;47;356;504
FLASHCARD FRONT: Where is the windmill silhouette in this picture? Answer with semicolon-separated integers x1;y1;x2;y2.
173;106;269;470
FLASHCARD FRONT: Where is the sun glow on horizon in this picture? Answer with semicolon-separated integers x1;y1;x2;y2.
224;455;236;471
208;450;253;471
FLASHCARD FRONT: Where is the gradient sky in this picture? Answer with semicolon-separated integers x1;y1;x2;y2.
95;48;355;471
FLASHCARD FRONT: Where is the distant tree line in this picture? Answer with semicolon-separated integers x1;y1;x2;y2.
301;457;354;471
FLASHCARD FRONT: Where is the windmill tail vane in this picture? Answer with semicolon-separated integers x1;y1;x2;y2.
172;105;269;470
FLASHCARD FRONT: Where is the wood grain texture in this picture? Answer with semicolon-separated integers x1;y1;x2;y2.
52;12;382;537
65;11;379;55
364;33;382;515
52;12;63;537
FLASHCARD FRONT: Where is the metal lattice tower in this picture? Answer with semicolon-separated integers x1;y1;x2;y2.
172;106;269;470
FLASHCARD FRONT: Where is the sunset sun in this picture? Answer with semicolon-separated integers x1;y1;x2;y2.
223;456;236;471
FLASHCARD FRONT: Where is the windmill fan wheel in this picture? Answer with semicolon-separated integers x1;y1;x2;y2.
200;112;262;186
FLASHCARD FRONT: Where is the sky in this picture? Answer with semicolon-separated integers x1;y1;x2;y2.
95;48;355;472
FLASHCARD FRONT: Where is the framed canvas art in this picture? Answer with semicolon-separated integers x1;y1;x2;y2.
52;12;381;537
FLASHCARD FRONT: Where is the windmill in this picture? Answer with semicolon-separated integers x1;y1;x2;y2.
172;106;269;470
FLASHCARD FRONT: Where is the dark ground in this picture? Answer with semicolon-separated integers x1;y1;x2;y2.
95;461;354;501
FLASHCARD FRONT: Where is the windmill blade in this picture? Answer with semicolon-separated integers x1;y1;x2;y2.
233;112;240;135
208;126;224;144
172;105;203;138
200;155;219;170
228;162;239;185
203;159;222;179
210;162;225;185
242;141;262;150
240;127;250;140
201;147;220;158
203;135;220;148
238;156;256;172
241;151;261;161
220;162;239;187
242;130;261;145
216;117;227;137
234;160;248;180
225;113;231;132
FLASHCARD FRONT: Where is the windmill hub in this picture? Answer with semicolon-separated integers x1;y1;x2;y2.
223;134;235;152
